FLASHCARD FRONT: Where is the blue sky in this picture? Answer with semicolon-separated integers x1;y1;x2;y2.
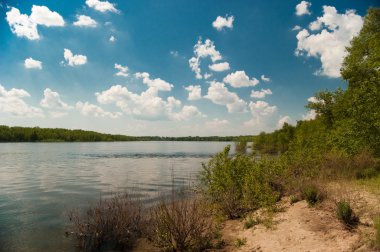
0;0;378;136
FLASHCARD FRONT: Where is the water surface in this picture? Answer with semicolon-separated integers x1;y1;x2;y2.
0;141;230;251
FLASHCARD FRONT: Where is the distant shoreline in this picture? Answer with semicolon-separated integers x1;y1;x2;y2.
0;125;252;142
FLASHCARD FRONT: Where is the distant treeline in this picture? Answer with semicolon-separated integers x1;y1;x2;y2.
0;125;248;142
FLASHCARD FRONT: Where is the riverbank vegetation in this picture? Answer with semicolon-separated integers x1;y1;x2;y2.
66;8;380;251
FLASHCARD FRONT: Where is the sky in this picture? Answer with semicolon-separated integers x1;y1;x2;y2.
0;0;378;136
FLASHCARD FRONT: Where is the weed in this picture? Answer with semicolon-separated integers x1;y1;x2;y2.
302;185;325;206
234;237;247;248
336;200;359;228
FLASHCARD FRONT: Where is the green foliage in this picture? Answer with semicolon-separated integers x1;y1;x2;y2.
199;146;281;219
289;195;300;205
253;123;295;154
243;216;261;229
302;185;325;206
336;201;359;228
375;216;380;248
234;238;247;248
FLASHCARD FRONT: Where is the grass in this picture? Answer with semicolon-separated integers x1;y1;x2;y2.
243;215;261;229
302;185;325;206
375;216;380;249
234;237;247;248
336;200;359;228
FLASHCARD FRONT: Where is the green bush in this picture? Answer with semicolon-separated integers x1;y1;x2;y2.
199;146;282;219
336;201;359;228
355;167;379;179
290;195;300;205
302;185;325;206
234;238;247;248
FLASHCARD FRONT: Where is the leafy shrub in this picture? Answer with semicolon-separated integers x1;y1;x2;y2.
235;140;248;154
302;185;325;206
67;193;143;251
199;146;282;219
336;201;359;228
146;195;217;252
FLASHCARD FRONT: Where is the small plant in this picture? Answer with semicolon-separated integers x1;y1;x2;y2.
355;167;379;179
234;237;247;248
336;200;359;228
375;216;380;248
243;216;261;229
290;195;300;205
302;185;325;206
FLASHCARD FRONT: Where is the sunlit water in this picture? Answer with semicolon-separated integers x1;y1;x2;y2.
0;141;230;251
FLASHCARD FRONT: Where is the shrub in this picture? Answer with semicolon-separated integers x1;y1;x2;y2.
199;146;282;219
336;201;359;228
302;185;325;206
243;216;261;229
146;195;217;251
235;140;248;154
290;195;300;205
355;167;379;179
67;193;143;251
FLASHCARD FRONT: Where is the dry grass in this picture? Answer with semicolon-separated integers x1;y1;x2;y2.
146;193;218;252
67;193;144;251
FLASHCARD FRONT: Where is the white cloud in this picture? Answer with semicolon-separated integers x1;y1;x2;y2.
307;96;318;103
277;115;292;128
189;38;222;79
212;15;234;31
184;85;201;100
76;101;122;119
250;88;272;99
296;1;311;16
302;109;316;120
205;118;229;128
260;75;270;82
109;35;116;42
295;6;363;78
249;101;277;117
40;88;72;110
24;57;42;69
135;72;173;91
85;0;119;13
223;70;259;88
49;111;68;118
292;25;302;31
203;73;212;79
96;85;203;121
63;49;87;66
114;63;128;77
73;15;97;27
5;5;64;40
29;5;65;27
0;85;44;117
204;81;247;113
209;62;230;72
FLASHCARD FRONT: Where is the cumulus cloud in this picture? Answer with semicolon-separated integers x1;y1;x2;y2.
85;0;119;13
189;38;222;79
109;35;116;42
250;88;272;99
223;71;259;88
40;88;72;110
292;25;302;31
204;81;247;113
73;15;97;27
261;75;270;82
295;6;363;77
209;62;230;72
6;5;64;40
24;57;42;69
212;15;234;31
63;49;87;66
0;85;44;117
249;101;277;117
205;118;229;128
135;72;173;91
76;101;122;119
114;63;128;77
96;85;203;121
185;85;202;100
296;1;311;16
277;115;292;128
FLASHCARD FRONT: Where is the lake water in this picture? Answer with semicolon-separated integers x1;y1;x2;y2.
0;141;231;252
